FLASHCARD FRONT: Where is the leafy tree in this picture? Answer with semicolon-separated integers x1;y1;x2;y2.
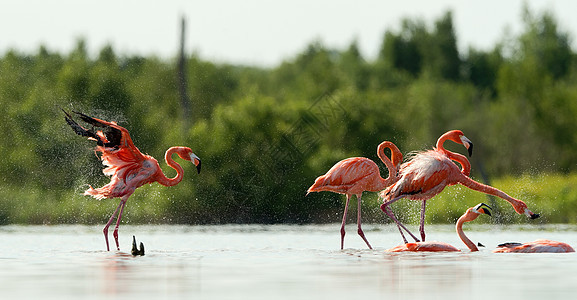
378;12;461;81
426;11;461;81
378;19;424;76
519;6;572;79
2;5;577;224
463;47;503;95
338;40;370;91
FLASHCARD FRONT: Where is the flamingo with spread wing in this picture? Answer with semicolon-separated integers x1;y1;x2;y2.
64;110;201;251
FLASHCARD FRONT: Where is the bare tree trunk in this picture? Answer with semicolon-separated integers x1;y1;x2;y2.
178;16;192;131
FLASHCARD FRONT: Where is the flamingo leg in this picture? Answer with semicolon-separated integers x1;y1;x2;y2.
356;194;372;250
382;205;407;243
340;194;352;250
112;196;129;251
395;223;406;242
380;200;420;243
103;200;125;251
419;200;427;242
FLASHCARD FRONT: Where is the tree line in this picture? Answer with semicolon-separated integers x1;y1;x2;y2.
1;7;576;224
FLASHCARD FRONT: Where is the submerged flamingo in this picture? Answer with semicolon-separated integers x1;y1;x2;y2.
380;130;539;244
493;240;574;253
64;110;201;251
131;236;145;256
386;203;492;252
307;141;403;249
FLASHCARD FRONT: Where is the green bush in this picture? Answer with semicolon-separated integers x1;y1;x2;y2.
1;6;577;224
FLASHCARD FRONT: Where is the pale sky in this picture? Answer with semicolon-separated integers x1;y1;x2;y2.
1;0;575;66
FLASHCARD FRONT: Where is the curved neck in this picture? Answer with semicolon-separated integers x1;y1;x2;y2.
436;134;471;176
456;210;479;251
376;141;402;186
155;147;185;187
447;152;471;176
435;132;452;150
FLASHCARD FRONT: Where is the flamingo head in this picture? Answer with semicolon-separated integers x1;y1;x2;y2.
472;203;492;216
440;130;474;157
176;147;202;174
460;135;473;157
512;201;540;219
524;208;540;219
461;203;492;223
190;153;202;174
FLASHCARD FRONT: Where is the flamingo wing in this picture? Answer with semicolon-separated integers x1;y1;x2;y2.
386;241;459;252
308;158;378;194
384;151;459;200
64;110;144;156
64;111;121;148
494;240;575;253
64;110;154;199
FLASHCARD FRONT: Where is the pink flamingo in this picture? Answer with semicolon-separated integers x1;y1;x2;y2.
386;203;492;252
493;240;574;253
307;141;403;249
380;130;539;244
64;110;201;251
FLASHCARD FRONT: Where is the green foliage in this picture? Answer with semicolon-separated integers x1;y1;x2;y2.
378;11;460;81
1;7;577;224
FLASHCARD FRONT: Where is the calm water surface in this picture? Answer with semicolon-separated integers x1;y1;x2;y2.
0;224;576;299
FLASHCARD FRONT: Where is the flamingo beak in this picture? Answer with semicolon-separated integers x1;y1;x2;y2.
190;153;201;174
460;135;473;157
474;203;492;216
479;207;491;216
524;208;540;219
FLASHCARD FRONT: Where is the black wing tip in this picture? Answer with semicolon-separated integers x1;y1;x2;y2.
72;110;107;128
63;109;98;139
62;108;76;126
61;108;72;118
63;110;123;148
498;242;523;248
